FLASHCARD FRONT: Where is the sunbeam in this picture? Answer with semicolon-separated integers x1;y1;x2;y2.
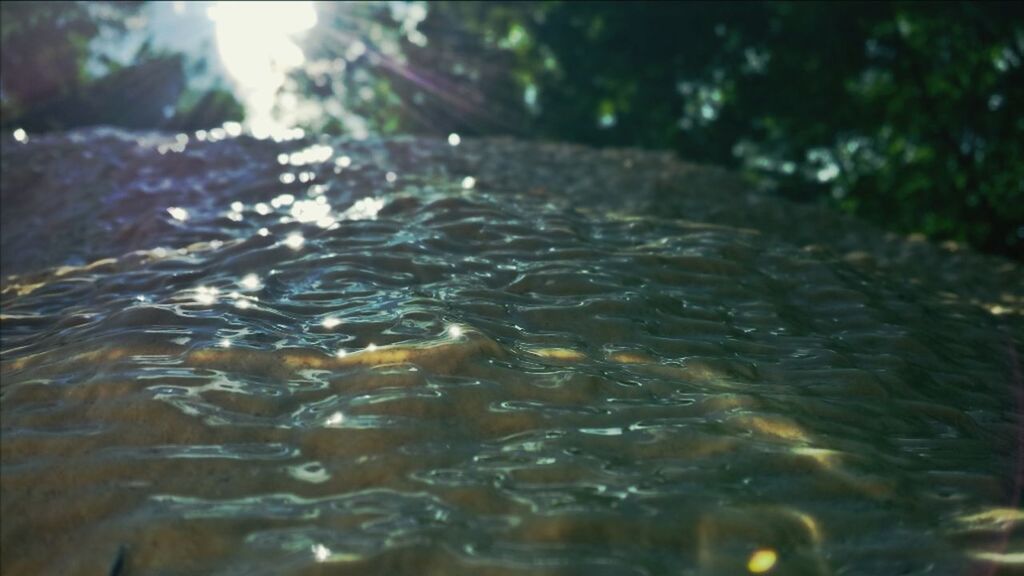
208;1;317;139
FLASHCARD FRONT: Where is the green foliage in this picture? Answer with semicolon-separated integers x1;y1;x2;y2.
308;1;1022;257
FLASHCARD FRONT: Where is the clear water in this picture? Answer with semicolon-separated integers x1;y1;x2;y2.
1;129;1021;575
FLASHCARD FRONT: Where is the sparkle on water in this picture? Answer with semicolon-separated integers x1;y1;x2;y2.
193;285;220;306
240;274;262;290
747;548;778;573
340;197;385;221
272;193;296;208
284;232;305;250
167;207;190;222
311;543;331;562
290;199;333;225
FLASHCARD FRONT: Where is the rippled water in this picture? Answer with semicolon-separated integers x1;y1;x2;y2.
2;129;1022;575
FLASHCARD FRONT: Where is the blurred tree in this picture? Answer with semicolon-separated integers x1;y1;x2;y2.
1;1;241;133
1;1;126;115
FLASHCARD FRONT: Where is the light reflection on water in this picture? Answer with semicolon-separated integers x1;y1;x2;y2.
283;232;305;250
0;130;1022;575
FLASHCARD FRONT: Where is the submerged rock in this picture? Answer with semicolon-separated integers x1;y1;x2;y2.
1;128;1022;575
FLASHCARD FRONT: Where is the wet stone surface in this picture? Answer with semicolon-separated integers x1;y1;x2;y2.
1;128;1022;575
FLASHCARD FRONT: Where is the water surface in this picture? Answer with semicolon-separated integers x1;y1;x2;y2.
1;129;1022;575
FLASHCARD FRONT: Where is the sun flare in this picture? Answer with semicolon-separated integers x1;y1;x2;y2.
207;1;317;139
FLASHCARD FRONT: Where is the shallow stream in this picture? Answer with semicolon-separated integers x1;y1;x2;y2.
1;129;1021;575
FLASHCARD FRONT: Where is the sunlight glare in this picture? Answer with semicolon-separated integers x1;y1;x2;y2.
208;1;317;140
